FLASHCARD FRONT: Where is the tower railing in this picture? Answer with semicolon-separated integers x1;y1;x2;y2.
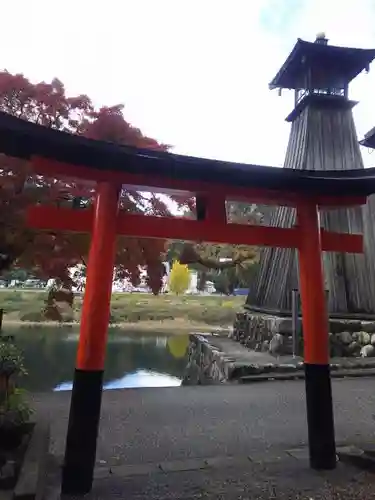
295;87;346;106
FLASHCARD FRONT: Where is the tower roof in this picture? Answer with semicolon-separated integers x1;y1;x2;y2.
360;126;375;149
269;38;375;90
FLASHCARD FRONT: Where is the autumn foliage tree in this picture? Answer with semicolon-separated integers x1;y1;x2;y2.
0;70;173;300
0;69;262;313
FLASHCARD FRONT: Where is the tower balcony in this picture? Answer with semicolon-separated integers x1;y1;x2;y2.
295;87;347;107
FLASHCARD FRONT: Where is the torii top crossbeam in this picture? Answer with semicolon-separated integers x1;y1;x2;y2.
1;109;375;200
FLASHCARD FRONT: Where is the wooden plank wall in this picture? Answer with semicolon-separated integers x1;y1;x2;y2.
247;103;375;314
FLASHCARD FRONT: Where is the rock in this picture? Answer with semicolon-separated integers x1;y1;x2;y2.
245;338;255;349
182;360;200;385
357;331;371;346
360;345;375;357
339;331;352;344
347;341;361;356
371;333;375;346
261;340;270;352
276;319;293;335
269;333;284;355
330;341;345;357
330;333;346;357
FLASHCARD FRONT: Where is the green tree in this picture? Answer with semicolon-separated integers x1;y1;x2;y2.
0;268;31;283
169;261;190;295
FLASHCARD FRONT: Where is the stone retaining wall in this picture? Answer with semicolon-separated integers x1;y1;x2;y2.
182;334;234;385
232;311;375;358
182;333;375;385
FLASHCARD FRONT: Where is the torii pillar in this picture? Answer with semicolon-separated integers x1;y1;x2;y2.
62;182;120;494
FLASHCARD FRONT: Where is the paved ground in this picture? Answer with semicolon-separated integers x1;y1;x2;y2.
32;378;375;498
32;377;375;466
52;457;375;499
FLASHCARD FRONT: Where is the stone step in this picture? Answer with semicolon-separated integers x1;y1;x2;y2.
338;446;375;473
239;368;375;383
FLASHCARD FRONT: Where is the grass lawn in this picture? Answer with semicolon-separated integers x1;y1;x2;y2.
0;290;245;331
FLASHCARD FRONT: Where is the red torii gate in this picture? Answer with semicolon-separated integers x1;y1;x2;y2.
1;110;375;494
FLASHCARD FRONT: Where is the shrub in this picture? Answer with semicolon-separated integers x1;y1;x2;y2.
0;342;33;431
169;261;190;295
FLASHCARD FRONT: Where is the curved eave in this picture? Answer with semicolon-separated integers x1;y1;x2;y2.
269;38;375;90
269;38;303;90
1;111;375;197
360;127;375;149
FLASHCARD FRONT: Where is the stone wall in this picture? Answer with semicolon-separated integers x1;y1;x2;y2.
232;310;375;358
231;312;292;349
182;334;234;385
181;333;375;386
181;333;296;385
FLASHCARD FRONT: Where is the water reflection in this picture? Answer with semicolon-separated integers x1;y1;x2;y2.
54;370;181;391
10;327;189;392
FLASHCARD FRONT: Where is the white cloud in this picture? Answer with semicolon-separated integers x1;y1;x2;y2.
1;1;375;167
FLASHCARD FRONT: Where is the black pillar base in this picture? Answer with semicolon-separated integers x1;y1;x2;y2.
304;363;336;470
61;369;104;495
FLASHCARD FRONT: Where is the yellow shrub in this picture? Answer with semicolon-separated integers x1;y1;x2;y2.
169;261;191;295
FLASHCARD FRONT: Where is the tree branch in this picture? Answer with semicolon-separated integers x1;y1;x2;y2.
179;243;255;270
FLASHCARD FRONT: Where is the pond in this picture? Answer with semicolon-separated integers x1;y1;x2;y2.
5;327;190;392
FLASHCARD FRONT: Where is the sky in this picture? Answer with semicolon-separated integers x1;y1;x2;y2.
2;0;375;168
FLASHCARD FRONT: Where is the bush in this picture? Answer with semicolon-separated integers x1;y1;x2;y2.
169;261;190;295
0;342;33;432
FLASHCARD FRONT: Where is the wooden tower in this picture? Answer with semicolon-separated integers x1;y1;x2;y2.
247;35;375;315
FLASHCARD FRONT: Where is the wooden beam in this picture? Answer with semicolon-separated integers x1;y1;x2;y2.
26;205;364;253
320;229;363;254
118;214;300;249
195;194;227;224
31;156;367;209
27;207;93;232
